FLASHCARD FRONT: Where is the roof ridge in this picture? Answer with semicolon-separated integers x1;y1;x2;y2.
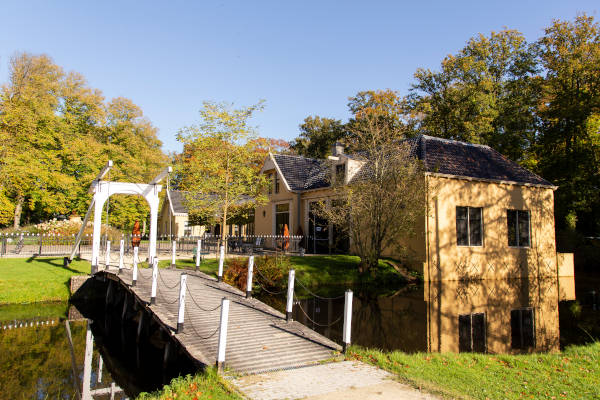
273;153;322;162
420;134;491;149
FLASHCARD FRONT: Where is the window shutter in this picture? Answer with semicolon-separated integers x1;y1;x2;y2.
522;308;535;348
459;314;472;352
471;313;487;353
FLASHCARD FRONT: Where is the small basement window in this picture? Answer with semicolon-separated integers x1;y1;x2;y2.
459;312;487;353
511;308;535;349
456;206;483;246
507;210;530;247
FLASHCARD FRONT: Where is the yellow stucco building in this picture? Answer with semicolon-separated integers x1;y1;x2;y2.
256;135;573;280
256;135;574;353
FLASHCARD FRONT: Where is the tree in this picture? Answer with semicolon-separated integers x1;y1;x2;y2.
317;102;426;275
175;101;268;249
289;116;346;158
0;53;71;228
409;30;540;164
536;15;600;233
0;52;168;229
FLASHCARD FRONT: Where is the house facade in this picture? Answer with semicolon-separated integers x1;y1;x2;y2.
158;190;205;237
159;190;255;238
256;135;574;281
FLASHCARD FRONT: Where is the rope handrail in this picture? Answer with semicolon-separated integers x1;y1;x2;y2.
255;280;287;295
184;319;220;340
158;269;181;290
157;291;180;305
185;285;222;313
294;294;343;327
294;278;345;300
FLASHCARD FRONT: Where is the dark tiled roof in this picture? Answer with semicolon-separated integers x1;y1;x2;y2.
168;190;254;214
272;154;329;191
270;135;554;191
407;135;554;187
168;190;188;214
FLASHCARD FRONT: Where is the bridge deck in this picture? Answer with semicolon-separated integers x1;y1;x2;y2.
101;266;340;374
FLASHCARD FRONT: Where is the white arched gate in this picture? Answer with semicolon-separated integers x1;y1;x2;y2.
68;161;171;274
90;181;161;272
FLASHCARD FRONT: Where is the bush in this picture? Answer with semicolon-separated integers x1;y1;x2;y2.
254;255;290;290
223;255;290;292
223;258;248;291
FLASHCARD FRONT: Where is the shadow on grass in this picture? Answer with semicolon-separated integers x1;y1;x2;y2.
25;256;88;275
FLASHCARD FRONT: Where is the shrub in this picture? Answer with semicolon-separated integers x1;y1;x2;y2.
223;258;248;291
223;255;291;292
253;255;290;290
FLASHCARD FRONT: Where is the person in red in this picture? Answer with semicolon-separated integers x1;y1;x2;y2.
131;220;141;248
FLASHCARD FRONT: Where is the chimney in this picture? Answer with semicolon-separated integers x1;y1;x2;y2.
331;142;345;156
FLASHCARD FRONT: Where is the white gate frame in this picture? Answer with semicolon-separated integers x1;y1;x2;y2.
85;161;171;274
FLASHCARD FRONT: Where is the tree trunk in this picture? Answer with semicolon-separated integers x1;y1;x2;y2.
13;195;24;229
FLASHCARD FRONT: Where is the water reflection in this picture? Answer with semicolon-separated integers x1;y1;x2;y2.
0;303;125;399
260;275;577;354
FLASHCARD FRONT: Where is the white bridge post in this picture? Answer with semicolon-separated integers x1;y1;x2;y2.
118;239;124;274
171;240;177;269
217;245;225;282
342;289;353;353
177;273;187;333
150;258;158;305
195;239;201;272
105;241;111;270
286;269;295;321
216;297;230;373
246;256;254;299
132;247;139;286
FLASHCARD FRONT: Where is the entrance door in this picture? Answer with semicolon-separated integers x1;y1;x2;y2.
308;201;329;254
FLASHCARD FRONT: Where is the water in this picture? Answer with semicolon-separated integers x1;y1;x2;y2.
1;273;597;398
257;274;597;354
0;302;126;400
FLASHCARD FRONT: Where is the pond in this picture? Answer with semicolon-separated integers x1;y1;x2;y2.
1;273;597;398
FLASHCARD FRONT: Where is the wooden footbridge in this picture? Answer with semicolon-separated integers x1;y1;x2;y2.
96;264;342;375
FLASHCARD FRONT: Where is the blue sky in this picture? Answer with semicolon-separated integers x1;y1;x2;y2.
1;1;597;153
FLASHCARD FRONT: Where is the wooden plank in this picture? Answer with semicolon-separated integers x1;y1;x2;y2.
100;266;340;374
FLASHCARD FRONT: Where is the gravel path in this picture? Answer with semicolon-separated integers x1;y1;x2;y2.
230;361;440;400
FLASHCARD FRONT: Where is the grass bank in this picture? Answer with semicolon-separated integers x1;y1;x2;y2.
137;368;241;400
164;254;405;288
349;343;600;399
0;257;90;304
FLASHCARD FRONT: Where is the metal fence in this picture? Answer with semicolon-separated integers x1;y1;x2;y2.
0;233;304;258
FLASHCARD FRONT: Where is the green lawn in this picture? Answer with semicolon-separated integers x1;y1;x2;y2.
137;368;242;400
165;255;405;288
349;343;600;399
0;257;90;305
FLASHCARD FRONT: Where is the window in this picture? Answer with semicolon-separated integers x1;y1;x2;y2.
267;173;272;194
458;313;487;353
275;203;289;235
274;173;280;194
335;163;346;182
511;308;535;349
507;210;530;247
456;206;483;246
